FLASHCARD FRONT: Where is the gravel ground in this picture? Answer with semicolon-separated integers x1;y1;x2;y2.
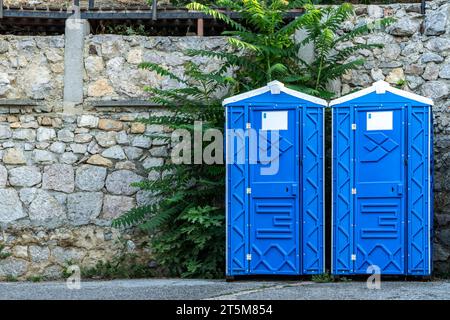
0;279;449;300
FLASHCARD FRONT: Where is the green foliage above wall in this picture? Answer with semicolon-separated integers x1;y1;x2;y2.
187;0;393;98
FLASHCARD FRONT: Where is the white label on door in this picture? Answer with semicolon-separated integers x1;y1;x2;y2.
261;111;288;131
366;111;393;131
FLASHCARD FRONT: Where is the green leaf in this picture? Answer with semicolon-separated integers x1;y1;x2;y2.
227;37;260;52
186;2;247;32
139;62;187;84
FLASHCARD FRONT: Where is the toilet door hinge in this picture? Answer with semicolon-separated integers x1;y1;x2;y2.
246;188;252;194
246;254;252;261
351;254;356;261
352;188;357;195
352;123;357;130
246;123;251;129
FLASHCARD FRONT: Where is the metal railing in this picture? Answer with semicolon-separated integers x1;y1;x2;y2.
0;0;302;20
0;0;430;18
0;0;305;36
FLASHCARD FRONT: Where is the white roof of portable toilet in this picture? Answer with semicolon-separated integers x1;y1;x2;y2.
222;80;328;106
329;80;434;106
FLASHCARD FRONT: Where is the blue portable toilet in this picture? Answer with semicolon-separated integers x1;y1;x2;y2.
223;81;326;277
330;80;433;276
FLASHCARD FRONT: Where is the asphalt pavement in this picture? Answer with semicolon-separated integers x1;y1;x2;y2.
0;278;449;300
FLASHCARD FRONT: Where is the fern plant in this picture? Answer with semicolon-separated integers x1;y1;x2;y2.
187;0;320;93
298;3;394;97
187;0;393;98
112;61;233;278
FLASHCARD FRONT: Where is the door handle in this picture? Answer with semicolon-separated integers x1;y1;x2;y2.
397;184;403;195
291;184;298;196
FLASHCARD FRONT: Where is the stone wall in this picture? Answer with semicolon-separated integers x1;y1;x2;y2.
0;34;229;280
0;110;170;279
1;0;450;279
0;36;64;107
84;35;228;100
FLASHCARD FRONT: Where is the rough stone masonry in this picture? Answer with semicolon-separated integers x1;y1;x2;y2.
0;0;449;280
0;34;230;280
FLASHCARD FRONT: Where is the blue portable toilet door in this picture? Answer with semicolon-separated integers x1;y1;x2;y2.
248;106;300;275
354;106;406;274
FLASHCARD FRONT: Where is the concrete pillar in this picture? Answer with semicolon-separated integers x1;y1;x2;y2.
63;17;90;113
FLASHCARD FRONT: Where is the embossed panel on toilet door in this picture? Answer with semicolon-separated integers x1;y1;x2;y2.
248;106;300;275
354;106;406;274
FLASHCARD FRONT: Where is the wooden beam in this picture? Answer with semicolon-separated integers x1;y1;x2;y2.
197;18;204;36
1;8;303;21
0;18;66;26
